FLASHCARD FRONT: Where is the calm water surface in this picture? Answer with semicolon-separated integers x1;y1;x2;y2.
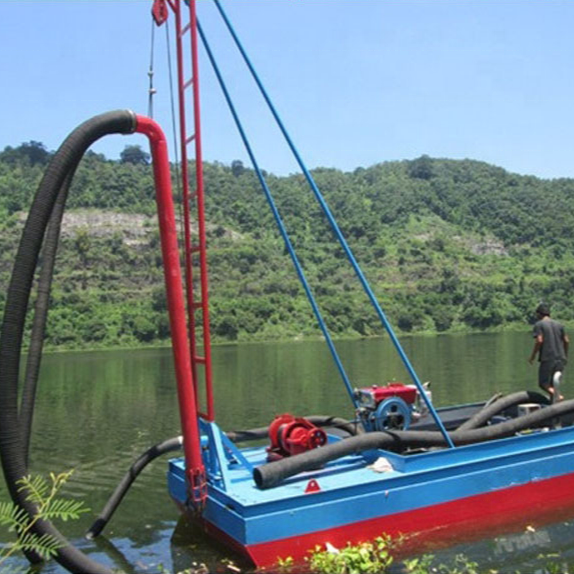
3;332;574;573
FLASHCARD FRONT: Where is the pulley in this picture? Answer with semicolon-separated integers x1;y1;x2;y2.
372;397;412;431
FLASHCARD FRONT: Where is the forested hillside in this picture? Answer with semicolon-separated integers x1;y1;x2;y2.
2;142;574;350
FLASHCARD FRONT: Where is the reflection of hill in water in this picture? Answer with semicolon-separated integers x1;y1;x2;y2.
431;501;574;572
2;334;568;573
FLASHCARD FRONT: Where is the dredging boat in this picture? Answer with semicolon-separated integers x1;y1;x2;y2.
2;2;574;573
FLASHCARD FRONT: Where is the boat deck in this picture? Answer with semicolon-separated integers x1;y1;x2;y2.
170;424;574;505
168;423;574;567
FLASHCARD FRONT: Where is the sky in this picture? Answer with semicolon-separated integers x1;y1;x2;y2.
2;1;574;179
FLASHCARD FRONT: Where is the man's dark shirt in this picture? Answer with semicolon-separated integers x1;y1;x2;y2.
533;318;567;363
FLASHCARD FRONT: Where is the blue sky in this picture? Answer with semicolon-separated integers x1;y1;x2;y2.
2;1;574;179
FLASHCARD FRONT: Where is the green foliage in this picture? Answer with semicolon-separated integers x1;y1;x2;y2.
402;554;436;573
120;144;150;166
289;537;570;574
434;554;479;573
0;141;50;167
307;537;484;574
308;536;394;574
0;471;89;568
3;146;574;349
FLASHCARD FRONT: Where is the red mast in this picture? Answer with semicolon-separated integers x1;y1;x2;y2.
151;0;214;506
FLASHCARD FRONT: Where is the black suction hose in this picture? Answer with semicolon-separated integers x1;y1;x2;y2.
0;110;136;574
254;398;574;489
88;416;360;538
457;390;549;431
20;176;71;466
86;436;183;539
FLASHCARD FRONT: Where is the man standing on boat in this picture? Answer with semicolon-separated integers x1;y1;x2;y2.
529;303;569;402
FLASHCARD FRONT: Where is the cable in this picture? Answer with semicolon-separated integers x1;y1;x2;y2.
165;19;185;241
148;18;157;118
197;19;358;408
211;0;453;445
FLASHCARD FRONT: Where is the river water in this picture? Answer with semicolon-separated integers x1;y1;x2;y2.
2;332;574;573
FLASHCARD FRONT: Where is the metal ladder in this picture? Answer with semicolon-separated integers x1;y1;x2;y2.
152;0;214;425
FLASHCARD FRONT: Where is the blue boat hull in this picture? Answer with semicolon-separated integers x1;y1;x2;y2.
168;424;574;567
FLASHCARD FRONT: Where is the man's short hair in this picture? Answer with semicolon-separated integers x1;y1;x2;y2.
536;303;550;316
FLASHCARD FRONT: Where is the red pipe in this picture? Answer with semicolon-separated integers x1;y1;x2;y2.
135;114;206;506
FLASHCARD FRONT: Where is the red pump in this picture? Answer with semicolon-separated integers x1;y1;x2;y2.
267;414;327;461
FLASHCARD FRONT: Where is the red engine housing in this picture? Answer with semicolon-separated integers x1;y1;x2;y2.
267;414;327;461
361;382;417;405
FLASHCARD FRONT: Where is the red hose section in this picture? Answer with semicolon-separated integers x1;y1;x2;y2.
135;114;206;506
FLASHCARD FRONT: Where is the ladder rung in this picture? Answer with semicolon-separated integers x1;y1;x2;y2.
194;356;207;365
184;77;194;90
186;134;196;145
180;23;191;37
190;245;201;254
192;301;203;310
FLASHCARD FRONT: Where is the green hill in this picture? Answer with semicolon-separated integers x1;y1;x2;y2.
1;142;573;350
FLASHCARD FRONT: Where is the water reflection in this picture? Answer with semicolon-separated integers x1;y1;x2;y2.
0;331;568;573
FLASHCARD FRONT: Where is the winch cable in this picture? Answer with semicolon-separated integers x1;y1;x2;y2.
0;110;137;574
165;18;187;262
254;398;574;490
196;19;359;409
211;0;453;446
147;18;157;119
147;12;187;274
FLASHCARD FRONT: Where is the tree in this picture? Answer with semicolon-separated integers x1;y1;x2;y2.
0;141;50;166
74;229;91;268
73;229;91;290
120;145;150;166
408;154;435;180
132;315;156;342
231;159;246;177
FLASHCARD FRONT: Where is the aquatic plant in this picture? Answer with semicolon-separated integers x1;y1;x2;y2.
307;539;483;574
0;470;88;570
307;535;395;573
